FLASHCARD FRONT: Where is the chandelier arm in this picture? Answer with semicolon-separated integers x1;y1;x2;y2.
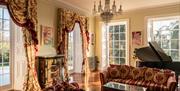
93;0;122;23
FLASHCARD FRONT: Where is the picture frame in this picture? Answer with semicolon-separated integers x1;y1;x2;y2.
40;25;54;45
132;31;142;46
90;33;95;45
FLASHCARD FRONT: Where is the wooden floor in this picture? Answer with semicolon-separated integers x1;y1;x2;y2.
70;71;101;91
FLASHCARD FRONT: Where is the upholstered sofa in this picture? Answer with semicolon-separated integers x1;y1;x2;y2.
43;79;84;91
100;64;177;91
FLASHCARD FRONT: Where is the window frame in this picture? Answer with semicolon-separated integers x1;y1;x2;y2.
0;6;13;90
68;31;74;72
146;15;180;62
101;19;129;69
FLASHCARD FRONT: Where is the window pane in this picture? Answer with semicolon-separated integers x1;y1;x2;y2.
174;25;179;29
171;50;179;61
114;25;119;33
171;30;179;39
114;50;119;57
120;41;125;49
3;9;9;20
120;33;125;40
3;31;10;42
114;34;119;40
114;58;119;64
120;25;125;32
114;42;119;48
161;40;169;49
120;58;125;64
0;8;2;18
171;40;179;49
120;50;125;57
109;26;113;33
0;19;2;29
3;20;9;30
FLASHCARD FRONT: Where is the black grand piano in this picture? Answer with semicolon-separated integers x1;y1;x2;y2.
135;41;180;84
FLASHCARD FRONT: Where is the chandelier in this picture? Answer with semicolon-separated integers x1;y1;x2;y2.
93;0;122;23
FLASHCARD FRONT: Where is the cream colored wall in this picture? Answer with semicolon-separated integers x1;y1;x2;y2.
37;0;94;55
95;4;180;67
87;16;95;57
37;0;57;48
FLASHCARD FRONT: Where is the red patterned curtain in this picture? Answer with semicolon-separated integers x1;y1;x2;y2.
0;0;41;91
57;8;89;81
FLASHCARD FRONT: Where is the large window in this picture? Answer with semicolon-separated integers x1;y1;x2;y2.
147;16;180;61
68;32;74;71
68;23;83;73
0;7;10;86
102;21;129;68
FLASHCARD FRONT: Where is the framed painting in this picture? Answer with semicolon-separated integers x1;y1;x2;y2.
132;31;142;46
40;25;54;45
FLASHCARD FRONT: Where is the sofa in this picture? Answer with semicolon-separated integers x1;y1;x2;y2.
43;79;84;91
100;64;177;91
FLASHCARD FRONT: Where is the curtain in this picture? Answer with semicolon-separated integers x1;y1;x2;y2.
0;0;41;91
57;8;89;81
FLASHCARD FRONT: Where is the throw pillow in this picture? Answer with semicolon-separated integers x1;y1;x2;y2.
139;67;147;80
108;67;119;78
118;65;130;79
130;67;141;80
153;72;169;85
145;68;155;82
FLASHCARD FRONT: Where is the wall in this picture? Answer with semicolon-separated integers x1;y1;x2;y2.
37;0;94;55
37;0;58;49
95;4;180;67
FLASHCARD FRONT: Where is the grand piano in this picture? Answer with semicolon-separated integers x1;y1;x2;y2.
135;41;180;84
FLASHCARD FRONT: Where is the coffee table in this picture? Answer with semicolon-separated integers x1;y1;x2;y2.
102;82;147;91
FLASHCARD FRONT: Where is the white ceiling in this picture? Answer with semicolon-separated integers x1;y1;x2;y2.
56;0;180;13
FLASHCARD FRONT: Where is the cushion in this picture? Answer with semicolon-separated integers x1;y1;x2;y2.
153;72;170;85
117;65;130;79
130;67;141;80
126;66;135;79
108;67;119;78
145;68;155;82
139;67;147;80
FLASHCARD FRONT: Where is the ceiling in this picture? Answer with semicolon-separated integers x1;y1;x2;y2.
56;0;179;13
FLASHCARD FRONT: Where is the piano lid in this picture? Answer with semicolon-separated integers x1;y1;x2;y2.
134;41;172;62
149;41;172;62
135;47;160;62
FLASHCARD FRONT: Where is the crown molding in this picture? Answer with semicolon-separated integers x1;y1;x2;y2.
55;0;91;15
123;2;180;13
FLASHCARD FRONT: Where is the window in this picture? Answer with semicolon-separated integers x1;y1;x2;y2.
68;23;83;73
68;32;74;71
102;21;129;68
0;7;10;86
147;16;180;61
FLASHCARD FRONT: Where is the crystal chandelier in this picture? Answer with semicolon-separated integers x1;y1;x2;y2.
93;0;122;23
